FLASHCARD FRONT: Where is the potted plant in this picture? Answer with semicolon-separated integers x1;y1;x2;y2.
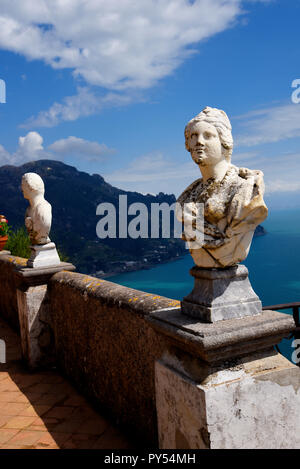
0;215;10;251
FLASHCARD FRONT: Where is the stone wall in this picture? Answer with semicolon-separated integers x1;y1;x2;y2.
0;254;298;448
0;255;180;445
0;254;27;331
48;271;180;445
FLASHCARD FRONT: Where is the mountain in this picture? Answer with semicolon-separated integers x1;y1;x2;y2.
0;160;186;275
0;159;266;276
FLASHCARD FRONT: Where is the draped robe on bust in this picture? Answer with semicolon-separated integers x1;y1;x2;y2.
176;164;268;268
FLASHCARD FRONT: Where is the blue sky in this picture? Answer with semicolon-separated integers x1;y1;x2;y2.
1;0;300;208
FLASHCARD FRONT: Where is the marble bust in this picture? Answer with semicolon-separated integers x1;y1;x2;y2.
21;173;60;268
22;173;52;245
177;107;268;268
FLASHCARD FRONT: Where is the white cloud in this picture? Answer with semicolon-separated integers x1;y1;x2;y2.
49;136;115;161
105;146;300;196
2;131;300;199
0;144;11;165
6;131;48;165
22;87;132;128
235;103;300;146
0;0;245;90
232;151;259;164
0;0;270;126
18;131;44;156
105;150;265;194
105;151;199;195
266;180;300;193
0;132;114;166
232;151;300;194
259;152;300;194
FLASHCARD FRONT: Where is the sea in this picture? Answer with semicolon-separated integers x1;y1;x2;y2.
110;210;300;364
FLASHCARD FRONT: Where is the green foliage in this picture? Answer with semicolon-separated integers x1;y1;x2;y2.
6;227;31;258
0;215;10;237
6;226;69;262
56;246;69;263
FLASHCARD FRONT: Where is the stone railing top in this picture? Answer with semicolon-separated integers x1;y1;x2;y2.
49;270;295;364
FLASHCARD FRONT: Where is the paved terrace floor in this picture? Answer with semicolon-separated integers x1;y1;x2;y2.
0;317;135;449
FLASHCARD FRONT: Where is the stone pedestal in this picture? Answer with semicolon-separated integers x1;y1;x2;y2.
148;307;299;449
27;242;60;268
181;264;261;322
155;351;300;449
14;262;75;369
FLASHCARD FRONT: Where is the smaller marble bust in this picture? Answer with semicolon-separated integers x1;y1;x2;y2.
22;173;52;245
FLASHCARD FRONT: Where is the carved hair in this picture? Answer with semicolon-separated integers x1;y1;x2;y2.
185;106;233;162
22;173;45;195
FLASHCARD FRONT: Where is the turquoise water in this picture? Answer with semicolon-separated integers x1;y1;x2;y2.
110;210;300;362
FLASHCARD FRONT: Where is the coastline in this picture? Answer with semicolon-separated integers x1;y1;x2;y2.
92;225;267;280
91;252;188;280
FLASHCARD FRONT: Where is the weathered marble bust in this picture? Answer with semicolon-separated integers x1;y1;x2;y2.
177;107;268;268
22;173;52;245
21;173;61;268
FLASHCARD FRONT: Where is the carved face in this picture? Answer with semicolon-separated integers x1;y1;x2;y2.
21;173;45;200
21;179;30;200
188;121;223;167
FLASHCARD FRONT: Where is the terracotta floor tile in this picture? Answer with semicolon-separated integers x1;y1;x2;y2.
25;383;55;394
0;316;134;450
9;430;44;446
0;375;9;382
62;434;98;449
37;432;71;448
4;416;37;429
0;428;20;444
49;383;74;395
0;403;28;416
62;395;87;407
92;426;134;449
71;405;100;420
32;416;59;427
28;425;47;432
0;371;14;385
76;417;109;436
0;380;19;390
19;392;43;404
0;392;22;403
61;439;77;449
0;415;11;428
37;394;66;406
40;375;64;385
44;406;76;419
18;404;51;417
51;419;83;434
35;443;59;449
8;373;25;384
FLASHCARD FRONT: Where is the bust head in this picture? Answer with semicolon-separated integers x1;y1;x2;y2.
185;107;233;164
21;173;45;200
